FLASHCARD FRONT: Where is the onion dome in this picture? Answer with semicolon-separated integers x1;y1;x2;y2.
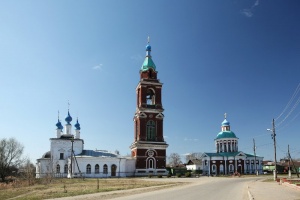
222;119;230;126
56;119;63;129
141;41;156;71
65;110;72;124
75;118;81;130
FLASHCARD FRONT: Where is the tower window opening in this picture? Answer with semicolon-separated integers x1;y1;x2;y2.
146;89;155;106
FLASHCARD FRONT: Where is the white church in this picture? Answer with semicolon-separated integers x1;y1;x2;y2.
36;110;136;178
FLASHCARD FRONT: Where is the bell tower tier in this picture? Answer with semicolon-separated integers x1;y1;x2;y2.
130;40;168;176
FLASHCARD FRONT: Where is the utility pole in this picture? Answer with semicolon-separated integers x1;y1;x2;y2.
253;138;258;176
272;118;277;181
70;136;74;179
267;118;277;181
288;145;291;178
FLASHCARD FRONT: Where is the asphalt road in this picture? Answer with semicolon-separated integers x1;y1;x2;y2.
52;176;300;200
112;177;251;200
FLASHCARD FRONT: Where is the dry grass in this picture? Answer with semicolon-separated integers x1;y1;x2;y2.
0;178;180;200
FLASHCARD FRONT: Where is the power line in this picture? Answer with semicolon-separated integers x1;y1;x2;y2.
275;83;300;121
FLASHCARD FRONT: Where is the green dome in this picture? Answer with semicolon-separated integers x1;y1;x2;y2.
141;57;156;71
215;131;237;140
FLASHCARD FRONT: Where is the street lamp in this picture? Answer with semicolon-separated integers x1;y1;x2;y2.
267;118;277;181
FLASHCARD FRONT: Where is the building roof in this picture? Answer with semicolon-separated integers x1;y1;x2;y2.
76;150;118;157
203;152;241;157
215;131;238;139
186;159;202;165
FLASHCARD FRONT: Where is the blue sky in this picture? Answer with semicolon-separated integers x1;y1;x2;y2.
0;0;300;163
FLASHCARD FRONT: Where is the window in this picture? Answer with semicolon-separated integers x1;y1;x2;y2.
111;164;117;176
146;121;156;141
147;158;155;169
60;153;64;160
95;164;99;174
212;165;216;172
64;164;68;173
103;164;108;174
56;164;60;173
229;164;234;172
86;164;91;174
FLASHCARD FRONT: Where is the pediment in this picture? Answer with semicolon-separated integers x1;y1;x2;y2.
156;113;164;119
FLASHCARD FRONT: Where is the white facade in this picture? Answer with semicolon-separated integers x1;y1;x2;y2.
36;111;136;178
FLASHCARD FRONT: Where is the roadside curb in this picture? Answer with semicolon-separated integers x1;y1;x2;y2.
247;186;254;200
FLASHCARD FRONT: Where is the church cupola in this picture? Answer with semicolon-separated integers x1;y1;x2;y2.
221;113;230;131
64;110;72;135
140;38;157;80
215;114;239;153
65;110;72;125
56;113;63;138
74;118;81;139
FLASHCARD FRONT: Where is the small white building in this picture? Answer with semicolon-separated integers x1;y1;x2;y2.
186;159;202;171
36;110;135;178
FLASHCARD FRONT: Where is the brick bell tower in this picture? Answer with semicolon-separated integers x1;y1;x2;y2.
130;39;168;175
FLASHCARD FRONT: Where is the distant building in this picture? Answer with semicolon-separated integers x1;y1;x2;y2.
186;159;202;171
202;115;264;175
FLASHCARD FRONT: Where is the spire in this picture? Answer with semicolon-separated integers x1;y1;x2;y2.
141;37;156;71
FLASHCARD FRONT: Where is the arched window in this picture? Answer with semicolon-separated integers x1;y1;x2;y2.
103;164;108;174
146;121;156;141
229;164;234;172
220;164;224;174
111;164;117;176
86;164;91;174
56;164;60;173
212;164;216;172
146;89;155;105
147;158;155;169
64;164;68;173
95;164;99;174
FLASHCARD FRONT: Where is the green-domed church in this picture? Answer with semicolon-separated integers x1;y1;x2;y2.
202;114;264;175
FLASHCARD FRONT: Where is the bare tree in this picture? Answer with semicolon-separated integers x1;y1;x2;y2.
0;138;24;182
185;152;203;163
20;159;36;185
168;153;182;167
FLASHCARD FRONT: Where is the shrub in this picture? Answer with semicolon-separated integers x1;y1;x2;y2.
185;172;191;177
157;175;163;178
167;173;172;178
148;174;153;178
176;173;182;178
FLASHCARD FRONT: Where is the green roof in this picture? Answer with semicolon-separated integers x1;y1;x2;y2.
204;152;240;157
141;56;156;71
215;131;237;140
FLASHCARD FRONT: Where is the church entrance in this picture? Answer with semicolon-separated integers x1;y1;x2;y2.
111;164;117;176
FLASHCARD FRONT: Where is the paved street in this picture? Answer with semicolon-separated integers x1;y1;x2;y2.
52;177;300;200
